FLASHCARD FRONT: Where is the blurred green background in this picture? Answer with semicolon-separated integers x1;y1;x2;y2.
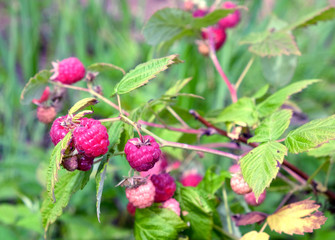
0;0;335;239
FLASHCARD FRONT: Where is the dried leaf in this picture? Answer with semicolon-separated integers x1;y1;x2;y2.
241;231;269;240
267;199;327;235
232;212;267;226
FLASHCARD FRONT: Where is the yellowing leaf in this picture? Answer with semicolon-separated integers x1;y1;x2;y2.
241;231;269;240
267;199;327;235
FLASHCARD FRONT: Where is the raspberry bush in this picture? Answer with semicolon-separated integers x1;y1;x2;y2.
14;1;335;239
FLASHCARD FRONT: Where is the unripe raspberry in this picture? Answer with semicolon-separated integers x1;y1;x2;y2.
184;0;194;11
201;26;227;51
218;1;240;29
229;164;241;174
50;57;86;84
151;173;176;202
37;106;57;124
127;202;136;216
230;173;252;195
197;41;210;56
180;173;203;187
163;198;180;216
50;115;71;145
244;191;266;206
73;118;109;157
126;180;155;208
124;135;161;172
77;155;95;171
62;156;78;171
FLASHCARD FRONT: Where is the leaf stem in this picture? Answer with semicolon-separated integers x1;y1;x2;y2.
235;56;254;90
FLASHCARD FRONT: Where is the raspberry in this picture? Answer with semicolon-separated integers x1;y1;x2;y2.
192;9;207;18
50;115;71;145
244;191;266;206
124;135;161;172
197;41;210;56
218;1;240;29
126;179;155;208
127;202;136;216
37;106;57;124
229;164;241;174
180;173;203;187
151;173;176;202
32;86;50;105
162;198;180;216
77;155;95;171
50;57;86;84
73;118;109;157
140;154;168;177
201;26;227;51
62;156;78;171
230;173;252;195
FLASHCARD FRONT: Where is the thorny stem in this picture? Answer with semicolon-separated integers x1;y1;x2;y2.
235;57;254;90
208;33;237;103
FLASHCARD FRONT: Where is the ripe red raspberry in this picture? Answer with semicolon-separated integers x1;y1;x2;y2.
124;135;161;172
127;202;136;216
77;155;95;171
244;191;266;206
162;198;180;216
73;118;109;158
50;115;71;145
229;164;241;174
192;9;207;18
50;57;86;84
151;173;176;203
230;173;252;195
218;1;240;29
201;26;227;51
180;173;203;187
37;106;57;124
126;179;155;208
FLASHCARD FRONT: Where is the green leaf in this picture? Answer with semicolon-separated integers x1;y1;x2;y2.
282;6;335;31
134;206;187;240
192;9;234;28
257;79;320;117
72;169;93;192
197;167;230;195
308;140;335;157
240;141;287;199
175;186;218;240
95;157;109;223
41;170;83;233
108;121;125;151
252;84;269;99
47;132;72;202
87;62;125;75
68;97;98;115
285;115;335;154
248;110;293;143
214;97;258;127
240;31;301;57
114;54;183;95
143;8;193;46
20;70;51;104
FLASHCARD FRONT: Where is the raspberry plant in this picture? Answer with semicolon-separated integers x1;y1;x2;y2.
19;1;335;239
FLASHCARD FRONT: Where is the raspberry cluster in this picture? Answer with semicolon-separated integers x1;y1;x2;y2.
49;115;109;172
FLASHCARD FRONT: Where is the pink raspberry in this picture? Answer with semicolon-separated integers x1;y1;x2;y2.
127;202;136;216
124;135;161;172
201;26;227;51
32;86;50;105
229;164;241;174
77;155;95;171
37;106;57;124
244;191;266;206
192;9;207;18
50;57;86;84
180;173;203;187
230;174;252;195
140;154;168;177
73;118;109;157
162;198;180;216
151;173;176;203
50;115;71;145
126;179;155;208
218;1;240;29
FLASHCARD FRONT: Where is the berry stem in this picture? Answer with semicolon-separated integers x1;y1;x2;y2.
235;56;254;90
120;115;143;141
51;81;90;92
99;117;122;123
208;34;237;103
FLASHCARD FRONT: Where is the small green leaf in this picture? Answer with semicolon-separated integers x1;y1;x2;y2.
134;206;187;240
143;8;193;45
240;31;301;57
96;157;109;223
240;141;287;199
47;132;72;202
197;167;230;195
114;54;183;95
308;140;335;157
87;62;125;75
248;110;292;143
192;9;234;28
68;97;98;115
257;79;320;117
20;70;51;104
214;97;258;127
108;121;125;151
252;84;269;99
282;6;335;31
72;169;93;192
285;115;335;154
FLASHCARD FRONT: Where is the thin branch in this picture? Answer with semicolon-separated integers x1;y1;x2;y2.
139;120;203;134
235;57;254;90
166;105;190;128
